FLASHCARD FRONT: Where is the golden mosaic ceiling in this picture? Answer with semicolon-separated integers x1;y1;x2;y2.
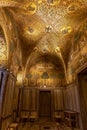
0;0;87;76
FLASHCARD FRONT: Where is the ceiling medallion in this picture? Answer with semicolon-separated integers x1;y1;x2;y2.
24;2;37;14
28;27;34;33
45;25;52;33
48;7;56;17
67;3;80;13
61;26;72;35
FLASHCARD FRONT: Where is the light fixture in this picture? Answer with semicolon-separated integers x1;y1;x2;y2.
44;84;46;88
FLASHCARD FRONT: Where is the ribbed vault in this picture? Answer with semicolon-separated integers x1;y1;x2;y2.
0;0;87;85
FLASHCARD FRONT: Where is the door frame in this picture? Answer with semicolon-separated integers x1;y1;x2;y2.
77;67;87;130
37;88;54;119
76;65;87;130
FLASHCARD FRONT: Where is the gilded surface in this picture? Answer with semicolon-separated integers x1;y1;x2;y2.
0;0;87;85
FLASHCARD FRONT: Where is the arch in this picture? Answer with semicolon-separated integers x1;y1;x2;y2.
0;8;22;75
24;50;66;81
0;25;7;66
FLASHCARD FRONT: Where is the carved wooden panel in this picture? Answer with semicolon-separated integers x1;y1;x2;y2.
0;68;16;130
64;83;79;111
30;89;37;111
20;87;37;112
2;75;15;118
53;89;63;111
21;87;30;110
78;74;87;130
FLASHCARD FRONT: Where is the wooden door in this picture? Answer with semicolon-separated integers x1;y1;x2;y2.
78;69;87;130
39;91;51;117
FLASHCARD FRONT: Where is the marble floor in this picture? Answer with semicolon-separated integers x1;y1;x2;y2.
18;118;80;130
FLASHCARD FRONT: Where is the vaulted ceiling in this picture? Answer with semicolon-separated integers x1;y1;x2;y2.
0;0;87;83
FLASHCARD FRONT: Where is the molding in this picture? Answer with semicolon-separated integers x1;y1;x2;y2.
76;62;87;75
